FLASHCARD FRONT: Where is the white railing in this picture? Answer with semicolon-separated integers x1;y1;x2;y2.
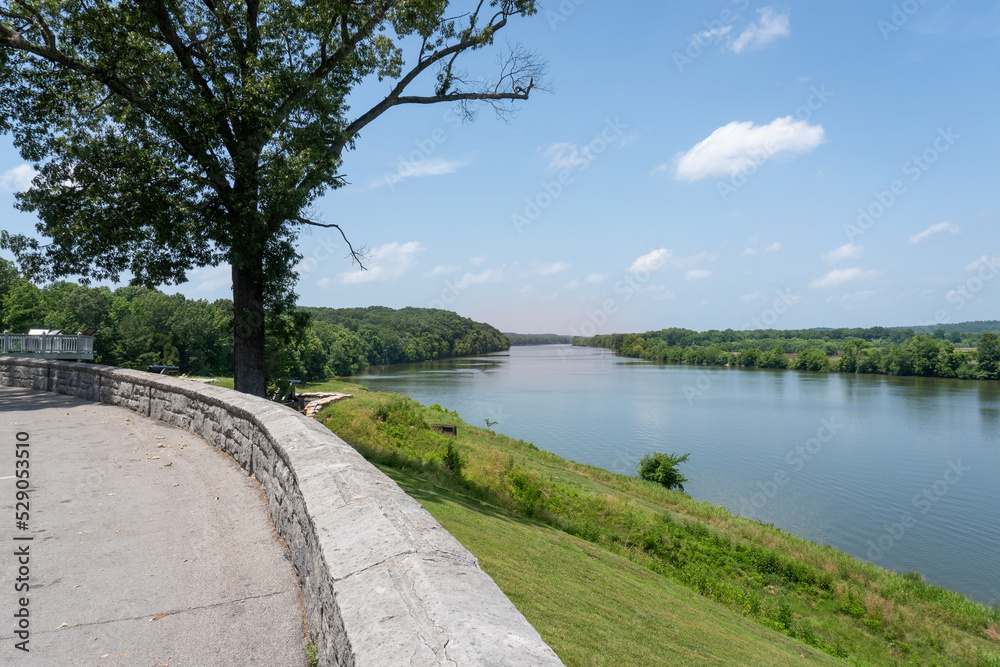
1;332;95;359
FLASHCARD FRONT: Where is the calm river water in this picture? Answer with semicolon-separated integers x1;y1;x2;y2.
348;344;1000;604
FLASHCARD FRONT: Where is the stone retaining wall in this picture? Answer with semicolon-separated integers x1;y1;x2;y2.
0;358;563;667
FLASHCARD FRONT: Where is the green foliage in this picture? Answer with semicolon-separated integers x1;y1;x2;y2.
638;451;690;492
0;0;542;394
840;587;867;619
573;322;999;381
978;332;1000;379
0;275;506;380
791;348;831;372
505;333;572;345
299;305;510;367
443;440;464;474
303;641;318;667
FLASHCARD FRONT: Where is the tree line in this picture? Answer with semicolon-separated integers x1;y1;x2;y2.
0;261;509;381
573;326;1000;380
504;333;573;346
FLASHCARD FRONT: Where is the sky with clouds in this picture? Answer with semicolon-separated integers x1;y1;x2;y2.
2;1;999;335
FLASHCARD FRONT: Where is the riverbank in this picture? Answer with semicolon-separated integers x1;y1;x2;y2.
573;329;999;382
294;377;999;666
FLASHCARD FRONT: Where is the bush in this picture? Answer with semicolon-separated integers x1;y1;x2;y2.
638;451;691;492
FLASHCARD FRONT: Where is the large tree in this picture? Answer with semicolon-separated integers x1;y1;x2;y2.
0;0;543;395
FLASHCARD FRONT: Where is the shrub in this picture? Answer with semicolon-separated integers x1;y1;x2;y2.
638;451;691;492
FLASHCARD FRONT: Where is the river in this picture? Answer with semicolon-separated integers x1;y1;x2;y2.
347;344;1000;604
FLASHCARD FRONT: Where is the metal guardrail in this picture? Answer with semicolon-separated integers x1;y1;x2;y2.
0;332;95;360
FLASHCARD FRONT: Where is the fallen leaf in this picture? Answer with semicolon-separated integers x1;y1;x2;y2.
148;456;160;460
106;493;116;496
59;623;68;628
99;655;108;659
152;613;170;621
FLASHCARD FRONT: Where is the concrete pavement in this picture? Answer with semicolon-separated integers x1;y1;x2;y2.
0;386;309;666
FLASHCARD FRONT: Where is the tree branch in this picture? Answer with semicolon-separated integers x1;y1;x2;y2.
294;216;366;269
0;22;233;198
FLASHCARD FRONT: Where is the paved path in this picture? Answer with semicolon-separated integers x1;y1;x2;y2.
0;386;308;666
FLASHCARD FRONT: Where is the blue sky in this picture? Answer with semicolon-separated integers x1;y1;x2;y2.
2;1;999;335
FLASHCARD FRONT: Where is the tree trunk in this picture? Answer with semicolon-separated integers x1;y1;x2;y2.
232;262;267;396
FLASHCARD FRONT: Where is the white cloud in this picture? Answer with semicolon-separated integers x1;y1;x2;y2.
317;277;332;289
627;248;714;274
584;273;607;285
741;291;764;302
684;269;713;281
697;24;733;43
642;285;675;300
338;241;424;284
673;116;825;181
822;243;864;263
0;164;37;192
809;267;882;289
468;255;486;267
730;7;791;54
455;268;504;290
741;240;782;256
542;142;592;171
189;264;231;293
371;157;471;188
909;221;959;244
424;264;462;279
521;260;571;278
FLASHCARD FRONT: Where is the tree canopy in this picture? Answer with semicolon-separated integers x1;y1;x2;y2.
574;325;1000;381
0;0;543;395
0;261;510;379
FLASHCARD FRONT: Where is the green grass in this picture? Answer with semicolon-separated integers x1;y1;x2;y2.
383;465;841;666
212;377;1000;666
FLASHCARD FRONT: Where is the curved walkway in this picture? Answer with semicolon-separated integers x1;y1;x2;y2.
0;386;308;666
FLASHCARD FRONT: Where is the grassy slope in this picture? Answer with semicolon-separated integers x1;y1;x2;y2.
214;376;1000;666
382;465;840;666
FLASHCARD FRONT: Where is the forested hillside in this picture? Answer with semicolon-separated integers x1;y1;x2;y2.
574;325;1000;380
0;260;508;380
505;333;572;345
299;306;509;368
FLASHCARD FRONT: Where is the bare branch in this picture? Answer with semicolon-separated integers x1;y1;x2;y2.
294;215;366;269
